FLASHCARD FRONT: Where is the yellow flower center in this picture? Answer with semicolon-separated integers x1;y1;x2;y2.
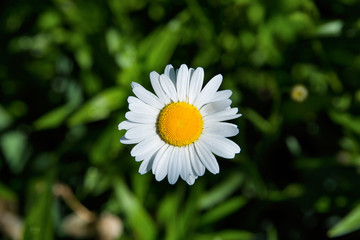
157;102;203;147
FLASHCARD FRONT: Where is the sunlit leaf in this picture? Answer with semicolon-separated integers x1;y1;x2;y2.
244;108;273;134
329;111;360;135
90;119;122;164
199;196;247;226
198;173;243;210
139;12;186;71
23;172;55;240
0;130;29;173
314;20;343;37
33;104;75;130
177;185;203;239
195;230;255;240
113;177;156;240
328;203;360;238
68;88;126;126
157;188;183;224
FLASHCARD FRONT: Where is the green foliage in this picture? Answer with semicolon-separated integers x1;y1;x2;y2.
114;177;157;240
1;0;360;239
23;172;55;240
328;203;360;237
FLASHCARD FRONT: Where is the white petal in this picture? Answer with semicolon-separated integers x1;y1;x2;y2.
203;122;239;137
138;151;157;174
150;71;170;104
154;145;173;181
135;139;164;162
120;136;143;144
200;99;232;116
186;175;197;185
131;82;164;109
194;140;219;174
160;74;178;102
186;68;194;101
118;120;141;130
128;95;160;113
203;108;242;122
188;67;204;105
189;144;205;176
152;144;168;174
125;125;155;139
130;135;161;157
176;64;189;102
168;147;182;184
127;96;137;104
129;103;160;115
125;112;157;124
212;90;232;102
164;64;176;84
201;134;240;159
180;147;191;181
194;74;223;109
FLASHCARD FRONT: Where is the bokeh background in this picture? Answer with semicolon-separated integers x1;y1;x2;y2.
1;0;360;239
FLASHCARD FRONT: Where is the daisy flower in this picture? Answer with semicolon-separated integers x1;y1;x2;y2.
118;64;241;185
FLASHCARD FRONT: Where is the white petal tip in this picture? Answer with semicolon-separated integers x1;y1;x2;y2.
155;176;165;182
119;137;128;144
180;64;188;70
186;180;195;185
139;170;147;175
168;176;178;185
131;82;140;89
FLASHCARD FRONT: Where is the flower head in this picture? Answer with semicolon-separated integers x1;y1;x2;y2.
291;84;308;102
118;64;241;185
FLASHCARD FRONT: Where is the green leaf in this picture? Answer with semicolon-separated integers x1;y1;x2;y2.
328;203;360;238
157;190;183;224
176;185;203;239
139;12;187;71
198;173;243;210
268;183;305;201
75;46;93;69
105;28;122;54
23;172;55;240
244;108;274;134
0;130;29;173
329;111;360;135
90;119;122;165
214;230;254;240
314;20;343;37
156;187;187;240
68;87;126;126
113;177;156;240
199;196;247;226
33;104;75;130
37;10;61;30
0;105;13;131
194;230;255;240
83;167;111;196
131;172;151;204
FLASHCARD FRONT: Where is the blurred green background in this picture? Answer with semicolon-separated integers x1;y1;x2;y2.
1;0;360;239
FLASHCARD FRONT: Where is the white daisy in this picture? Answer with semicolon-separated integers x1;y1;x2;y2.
118;64;241;185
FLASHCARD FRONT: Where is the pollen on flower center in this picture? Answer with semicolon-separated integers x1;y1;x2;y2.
157;102;203;147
